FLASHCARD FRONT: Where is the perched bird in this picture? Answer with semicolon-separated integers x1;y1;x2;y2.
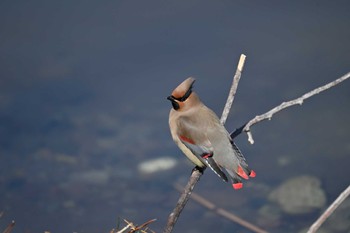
167;77;255;189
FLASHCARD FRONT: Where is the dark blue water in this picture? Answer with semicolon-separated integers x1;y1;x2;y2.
1;1;350;232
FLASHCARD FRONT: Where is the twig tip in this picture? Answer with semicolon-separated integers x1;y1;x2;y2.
238;54;246;71
247;131;255;144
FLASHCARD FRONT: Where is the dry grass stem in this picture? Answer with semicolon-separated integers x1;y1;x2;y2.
111;218;156;233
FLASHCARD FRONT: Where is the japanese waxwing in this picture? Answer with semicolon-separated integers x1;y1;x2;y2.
167;77;255;189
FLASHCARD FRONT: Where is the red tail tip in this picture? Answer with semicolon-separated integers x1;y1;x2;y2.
249;170;256;178
232;183;243;189
237;166;249;180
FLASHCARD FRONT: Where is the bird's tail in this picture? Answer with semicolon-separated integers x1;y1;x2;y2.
227;142;256;189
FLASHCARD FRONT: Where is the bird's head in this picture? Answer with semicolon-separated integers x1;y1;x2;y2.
167;77;200;111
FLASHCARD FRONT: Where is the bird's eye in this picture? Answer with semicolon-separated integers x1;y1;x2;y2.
171;101;180;110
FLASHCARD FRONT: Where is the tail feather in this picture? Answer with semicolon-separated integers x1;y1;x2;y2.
231;142;256;179
237;166;249;180
204;157;228;182
232;183;243;189
226;169;243;189
249;170;256;178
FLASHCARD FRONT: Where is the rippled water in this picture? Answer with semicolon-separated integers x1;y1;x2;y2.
1;1;350;233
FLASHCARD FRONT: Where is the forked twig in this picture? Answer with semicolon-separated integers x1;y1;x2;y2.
114;218;156;233
307;185;350;233
240;71;350;144
163;54;246;233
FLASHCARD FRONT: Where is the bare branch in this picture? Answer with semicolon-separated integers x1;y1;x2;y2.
174;183;269;233
163;167;203;233
307;185;350;233
221;54;246;125
243;71;350;144
163;54;247;233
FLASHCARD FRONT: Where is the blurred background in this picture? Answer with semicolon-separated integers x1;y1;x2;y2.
0;1;350;232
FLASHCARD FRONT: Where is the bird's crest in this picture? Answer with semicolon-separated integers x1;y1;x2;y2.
171;77;195;101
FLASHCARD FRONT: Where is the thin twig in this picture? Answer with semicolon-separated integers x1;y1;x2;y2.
134;218;157;231
307;185;350;233
2;221;15;233
116;222;131;233
174;183;269;233
163;54;246;233
241;71;350;144
221;54;246;125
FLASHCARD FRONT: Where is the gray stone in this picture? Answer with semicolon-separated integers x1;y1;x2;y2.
269;175;327;214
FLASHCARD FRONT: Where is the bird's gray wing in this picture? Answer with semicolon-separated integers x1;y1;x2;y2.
178;117;228;182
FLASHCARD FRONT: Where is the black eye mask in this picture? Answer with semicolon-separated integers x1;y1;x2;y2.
170;100;180;110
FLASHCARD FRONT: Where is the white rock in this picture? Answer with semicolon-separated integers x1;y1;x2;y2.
138;157;177;174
